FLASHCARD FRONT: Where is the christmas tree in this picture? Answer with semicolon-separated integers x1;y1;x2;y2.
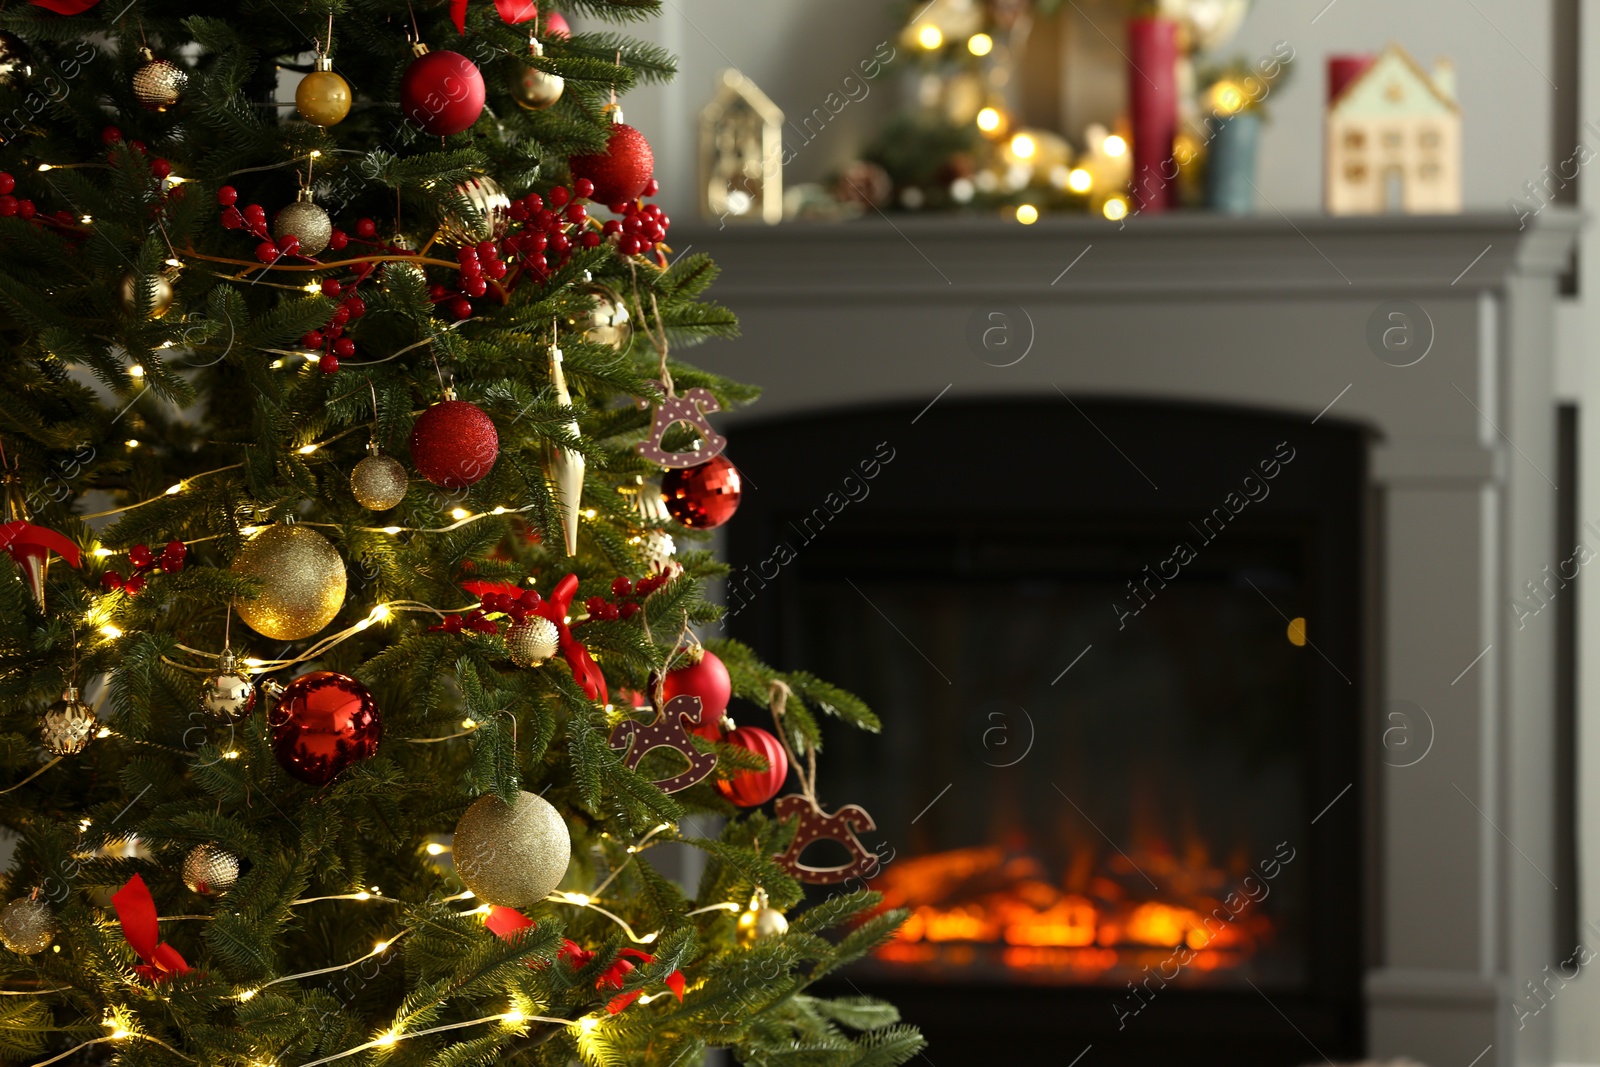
0;2;922;1064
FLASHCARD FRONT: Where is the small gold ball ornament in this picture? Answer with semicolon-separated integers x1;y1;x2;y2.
452;790;571;908
231;523;347;642
198;648;256;722
504;616;559;667
295;54;351;127
132;47;186;112
510;37;563;111
351;446;408;510
41;686;97;756
273;191;333;257
182;844;241;896
569;282;631;351
438;175;511;247
0;896;54;955
736;888;788;947
120;272;173;318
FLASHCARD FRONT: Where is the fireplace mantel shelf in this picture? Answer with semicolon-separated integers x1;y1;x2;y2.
684;210;1581;299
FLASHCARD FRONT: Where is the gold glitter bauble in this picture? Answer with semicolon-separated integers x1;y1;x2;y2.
351;452;408;510
452;791;571;908
295;58;351;127
736;889;788;947
41;687;97;756
231;524;347;642
120;272;173;318
182;844;240;896
504;616;559;667
132;47;186;111
438;175;511;247
0;897;54;955
568;283;631;351
510;38;563;110
273;194;333;257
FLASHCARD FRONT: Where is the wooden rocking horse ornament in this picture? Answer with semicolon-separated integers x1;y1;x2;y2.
608;694;718;793
634;381;727;469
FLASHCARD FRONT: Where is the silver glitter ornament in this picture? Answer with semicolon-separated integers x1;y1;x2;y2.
132;47;186;111
0;896;54;955
350;445;408;511
273;191;333;257
509;37;563;111
41;687;97;756
437;174;511;247
182;844;241;896
504;616;559;668
452;790;571;907
199;648;256;722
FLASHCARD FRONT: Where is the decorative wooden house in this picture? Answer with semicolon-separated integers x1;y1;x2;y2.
699;69;784;225
1324;43;1461;215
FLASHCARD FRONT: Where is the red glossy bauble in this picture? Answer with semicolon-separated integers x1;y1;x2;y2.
569;122;654;205
543;10;570;37
400;49;486;136
664;650;731;740
409;399;499;488
716;726;788;807
269;671;382;786
662;455;741;529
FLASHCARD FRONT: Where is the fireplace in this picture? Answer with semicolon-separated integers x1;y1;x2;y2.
726;399;1365;1062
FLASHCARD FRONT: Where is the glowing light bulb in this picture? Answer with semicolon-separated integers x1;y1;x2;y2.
1067;168;1093;193
1009;133;1036;159
450;508;470;520
916;24;943;49
578;1017;598;1033
1102;134;1128;158
582;508;597;519
270;359;284;369
37;163;52;172
976;107;1002;133
373;940;390;953
79;818;92;830
128;364;145;379
425;842;446;856
967;33;993;56
354;891;372;900
462;718;477;730
375;1031;399;1047
92;546;113;558
381;526;402;535
96;728;111;738
80;215;92;224
1102;196;1129;221
125;439;140;449
238;989;258;1001
223;750;240;759
565;892;592;907
1211;80;1245;115
297;444;318;455
502;1009;525;1024
370;604;392;622
1015;204;1039;225
100;624;123;639
303;282;322;295
111;1028;130;1040
165;483;184;495
491;506;507;515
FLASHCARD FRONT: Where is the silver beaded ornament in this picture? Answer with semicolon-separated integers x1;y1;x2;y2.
505;617;560;668
182;844;241;896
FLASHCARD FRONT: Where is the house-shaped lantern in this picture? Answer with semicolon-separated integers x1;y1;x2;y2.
699;69;784;225
1324;43;1461;215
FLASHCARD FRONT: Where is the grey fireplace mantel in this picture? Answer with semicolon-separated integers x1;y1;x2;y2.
680;209;1583;1067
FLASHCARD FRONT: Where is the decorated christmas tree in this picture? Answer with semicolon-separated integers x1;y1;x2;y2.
0;2;921;1064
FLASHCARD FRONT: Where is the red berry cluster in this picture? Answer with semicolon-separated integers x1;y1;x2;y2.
101;539;186;596
430;587;544;635
427;240;508;321
579;573;670;624
0;170;90;232
604;195;669;258
301;274;370;374
216;185;338;265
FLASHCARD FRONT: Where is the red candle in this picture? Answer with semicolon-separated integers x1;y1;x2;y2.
1126;17;1179;214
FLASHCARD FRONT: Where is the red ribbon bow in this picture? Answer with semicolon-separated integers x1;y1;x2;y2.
27;0;102;12
449;0;536;34
112;875;191;983
538;574;608;705
487;906;683;1014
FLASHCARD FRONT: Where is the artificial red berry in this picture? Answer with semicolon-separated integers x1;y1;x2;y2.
608;202;629;215
216;185;238;206
458;259;482;280
549;232;569;253
0;196;16;218
475;240;498;260
324;323;343;339
522;232;547;253
525;252;547;271
548;186;570;208
124;574;146;596
620;601;640;619
483;259;507;279
355;217;377;238
565;203;586;224
600;602;621;621
619;235;641;256
580;231;601;249
54;210;73;226
333;336;355;357
255;240;280;263
585;596;606;616
643;178;660;197
301;330;324;349
129;544;154;569
656;213;671;230
0;173;15;196
524;193;544;212
220;206;244;229
329;306;350;327
16;200;34;220
327;229;348;250
520;589;543;609
150;158;172;179
509;200;529;222
243;204;266;223
611;576;633;598
343;296;366;318
448;297;473;320
129;139;147;154
319;352;339;374
428;284;449;301
462;275;487;297
101;126;123;145
602;219;621;236
161;540;187;571
320;278;342;297
277;234;301;256
531;208;554;231
100;572;123;591
574;177;594;199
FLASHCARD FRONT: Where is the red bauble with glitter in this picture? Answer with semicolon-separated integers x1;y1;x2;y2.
716;725;788;807
664;649;731;740
662;455;740;529
409;399;499;488
269;671;382;786
569;118;654;205
400;47;486;136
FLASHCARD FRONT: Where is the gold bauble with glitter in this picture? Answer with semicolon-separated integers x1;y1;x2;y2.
568;283;631;351
231;524;347;642
504;616;559;667
41;687;97;756
350;447;408;510
736;887;788;947
510;37;563;110
132;47;186;111
0;896;54;955
295;55;351;127
120;272;173;318
438;175;511;247
273;191;333;257
182;844;241;896
452;791;571;908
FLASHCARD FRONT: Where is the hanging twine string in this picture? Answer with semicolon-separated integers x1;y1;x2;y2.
766;679;817;809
